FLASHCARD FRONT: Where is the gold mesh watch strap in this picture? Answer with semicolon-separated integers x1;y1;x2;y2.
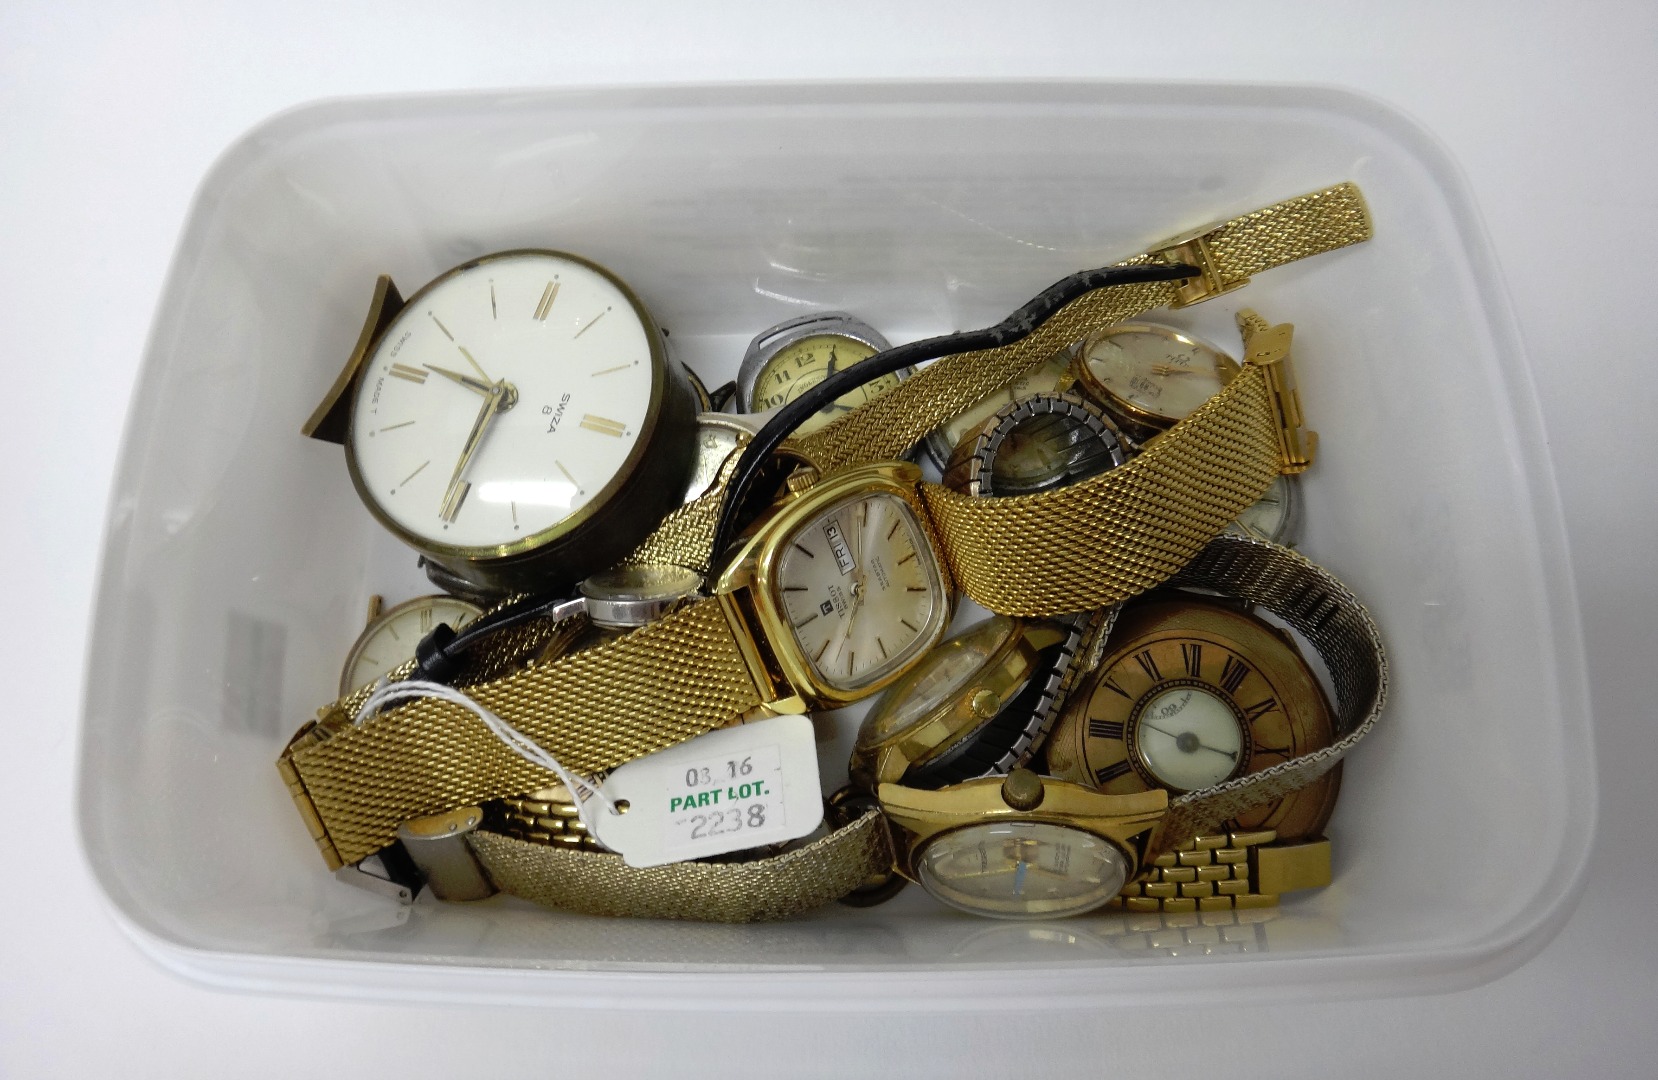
920;361;1283;615
800;182;1370;471
468;810;893;923
281;599;763;867
1157;536;1389;846
616;184;1371;578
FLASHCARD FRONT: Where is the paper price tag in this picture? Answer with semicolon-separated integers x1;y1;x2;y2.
588;714;823;868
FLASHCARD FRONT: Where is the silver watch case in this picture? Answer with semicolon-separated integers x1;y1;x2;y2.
735;311;899;415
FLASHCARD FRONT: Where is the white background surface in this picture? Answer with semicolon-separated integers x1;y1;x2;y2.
3;2;1654;1076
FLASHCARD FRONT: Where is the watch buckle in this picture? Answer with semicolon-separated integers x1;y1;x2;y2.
1154;229;1249;308
1239;316;1317;473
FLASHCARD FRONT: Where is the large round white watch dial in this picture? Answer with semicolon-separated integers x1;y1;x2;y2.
348;251;660;554
775;491;948;694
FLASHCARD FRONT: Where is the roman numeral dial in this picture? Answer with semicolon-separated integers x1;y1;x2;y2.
1046;597;1341;841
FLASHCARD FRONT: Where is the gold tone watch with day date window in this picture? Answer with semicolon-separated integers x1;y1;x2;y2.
303;249;701;594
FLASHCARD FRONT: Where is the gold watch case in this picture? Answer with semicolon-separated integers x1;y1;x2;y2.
880;769;1169;920
1046;593;1340;842
850;616;1066;789
1070;322;1242;441
713;460;956;712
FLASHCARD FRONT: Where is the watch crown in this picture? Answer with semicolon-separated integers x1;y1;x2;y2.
969;688;1001;719
1000;768;1045;812
785;466;821;496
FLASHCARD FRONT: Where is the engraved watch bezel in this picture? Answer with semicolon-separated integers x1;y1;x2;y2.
922;346;1075;472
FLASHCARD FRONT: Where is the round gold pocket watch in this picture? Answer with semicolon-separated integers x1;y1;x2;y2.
1071;322;1241;442
339;594;483;696
1045;593;1340;841
736;312;907;436
305;249;701;594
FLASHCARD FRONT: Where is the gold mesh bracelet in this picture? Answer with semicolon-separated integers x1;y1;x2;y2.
920;356;1282;614
619;183;1371;575
281;599;762;867
467;809;893;923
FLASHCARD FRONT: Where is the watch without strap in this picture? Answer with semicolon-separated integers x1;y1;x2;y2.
1044;592;1342;853
303;249;700;594
736;312;904;436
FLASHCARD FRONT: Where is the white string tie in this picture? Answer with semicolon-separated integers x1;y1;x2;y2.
353;678;618;838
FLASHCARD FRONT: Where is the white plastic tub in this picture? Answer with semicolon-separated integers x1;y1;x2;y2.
79;81;1593;1008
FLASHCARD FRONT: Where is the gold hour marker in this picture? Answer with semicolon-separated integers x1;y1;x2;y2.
580;414;626;437
555;460;584;493
535;281;560;321
379;420;416;432
573;308;608;338
877;637;888;659
389;363;428;384
590;363;631;377
886;520;900;540
511;502;518;525
385;625;400;641
897;552;917;565
813;639;831;663
419;608;434;632
429;313;454;340
900;618;919;632
399;460;431;487
793;612;819;629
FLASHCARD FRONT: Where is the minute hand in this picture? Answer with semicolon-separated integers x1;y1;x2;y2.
439;381;506;522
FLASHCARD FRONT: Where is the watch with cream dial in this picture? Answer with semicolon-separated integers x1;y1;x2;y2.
737;312;906;436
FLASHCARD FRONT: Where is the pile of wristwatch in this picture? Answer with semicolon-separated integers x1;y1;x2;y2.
278;182;1389;923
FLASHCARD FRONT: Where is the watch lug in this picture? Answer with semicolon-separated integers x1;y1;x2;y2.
302;274;404;444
